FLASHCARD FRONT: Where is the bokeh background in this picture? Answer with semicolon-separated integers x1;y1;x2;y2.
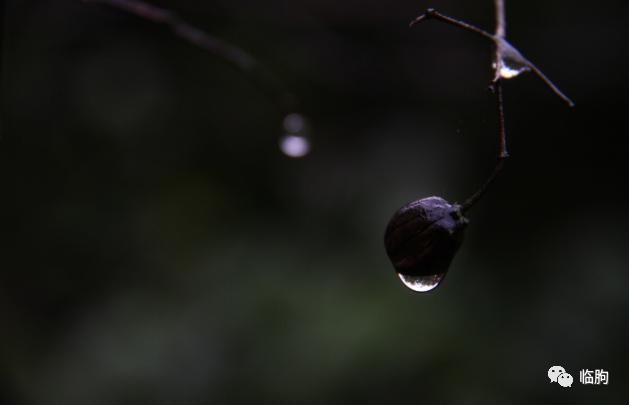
2;0;629;404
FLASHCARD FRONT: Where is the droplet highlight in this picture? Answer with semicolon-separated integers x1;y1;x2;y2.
496;38;531;79
397;272;445;292
499;63;529;79
279;134;310;158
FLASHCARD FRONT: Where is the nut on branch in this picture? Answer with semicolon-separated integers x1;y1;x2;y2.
384;197;467;279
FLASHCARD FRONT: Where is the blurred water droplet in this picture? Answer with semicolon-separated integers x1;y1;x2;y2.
496;38;531;79
283;113;306;134
279;134;310;158
397;272;445;292
280;112;311;158
499;63;529;79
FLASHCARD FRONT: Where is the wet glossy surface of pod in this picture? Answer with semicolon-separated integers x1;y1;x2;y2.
384;196;468;281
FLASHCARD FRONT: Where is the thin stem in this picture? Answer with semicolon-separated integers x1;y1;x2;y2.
463;0;508;211
494;80;508;159
493;0;506;82
410;9;494;40
411;3;510;210
494;0;506;39
82;0;297;113
410;1;573;211
460;157;506;212
527;59;575;107
461;80;508;212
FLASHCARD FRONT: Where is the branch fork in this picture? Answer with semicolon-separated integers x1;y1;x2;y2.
410;2;573;211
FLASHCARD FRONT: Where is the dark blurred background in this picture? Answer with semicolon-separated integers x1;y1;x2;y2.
2;0;629;404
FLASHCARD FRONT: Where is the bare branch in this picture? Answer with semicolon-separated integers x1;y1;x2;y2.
461;155;506;213
410;6;573;108
83;0;254;70
410;9;494;41
409;1;574;209
82;0;297;112
494;0;506;39
527;59;576;107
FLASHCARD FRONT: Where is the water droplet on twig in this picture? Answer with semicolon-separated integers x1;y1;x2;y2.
496;38;531;79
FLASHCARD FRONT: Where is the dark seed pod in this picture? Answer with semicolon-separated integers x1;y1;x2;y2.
384;196;468;289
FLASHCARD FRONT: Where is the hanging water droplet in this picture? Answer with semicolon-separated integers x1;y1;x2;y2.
496;38;531;79
279;134;310;158
279;112;311;158
499;63;528;79
398;272;445;292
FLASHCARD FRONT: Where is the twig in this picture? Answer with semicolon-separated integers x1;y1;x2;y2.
526;59;575;107
410;0;573;210
493;0;506;84
461;155;505;212
494;0;506;39
82;0;297;112
495;79;508;159
410;6;573;107
462;0;507;212
409;9;493;40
